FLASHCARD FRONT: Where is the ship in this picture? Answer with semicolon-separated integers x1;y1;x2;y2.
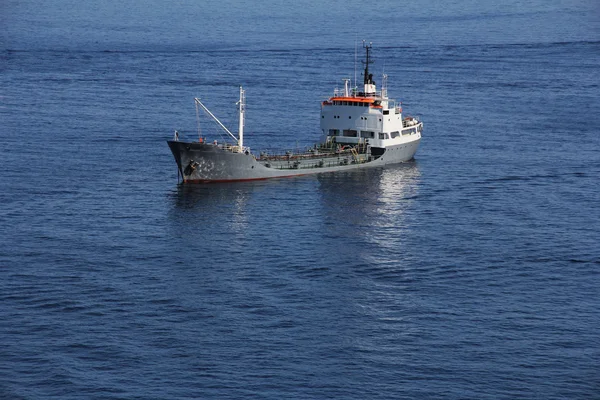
167;43;423;183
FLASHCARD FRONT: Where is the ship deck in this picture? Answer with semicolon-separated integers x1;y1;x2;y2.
256;142;371;170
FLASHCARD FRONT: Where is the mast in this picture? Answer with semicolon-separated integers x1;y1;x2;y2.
237;86;245;150
363;41;373;85
194;87;246;153
362;41;376;95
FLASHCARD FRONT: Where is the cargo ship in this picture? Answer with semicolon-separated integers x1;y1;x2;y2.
167;43;422;183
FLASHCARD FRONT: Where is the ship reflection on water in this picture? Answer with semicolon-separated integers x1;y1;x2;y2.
316;161;421;224
316;161;422;267
168;162;421;266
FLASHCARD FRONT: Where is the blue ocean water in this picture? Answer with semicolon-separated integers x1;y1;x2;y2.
1;1;600;398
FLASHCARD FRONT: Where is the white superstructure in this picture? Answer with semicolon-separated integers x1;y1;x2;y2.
320;42;422;156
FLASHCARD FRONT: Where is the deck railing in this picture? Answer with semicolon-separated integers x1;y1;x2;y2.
332;88;386;99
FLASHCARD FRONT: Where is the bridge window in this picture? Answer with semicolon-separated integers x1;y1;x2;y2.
361;131;374;139
343;130;358;137
329;129;339;136
390;131;400;138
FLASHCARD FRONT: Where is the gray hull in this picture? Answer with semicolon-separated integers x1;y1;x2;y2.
167;138;420;183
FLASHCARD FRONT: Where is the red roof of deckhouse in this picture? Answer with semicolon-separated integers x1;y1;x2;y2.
329;97;375;103
323;97;382;108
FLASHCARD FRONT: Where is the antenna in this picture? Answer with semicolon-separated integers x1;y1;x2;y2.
382;74;388;98
354;38;357;93
382;58;387;98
